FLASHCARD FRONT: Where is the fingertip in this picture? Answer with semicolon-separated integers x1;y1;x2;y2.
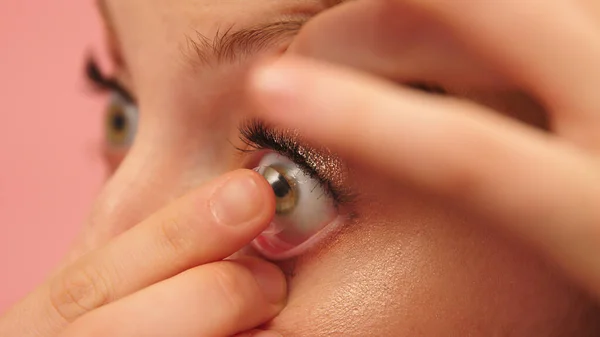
244;168;277;224
241;257;288;305
248;58;310;126
251;59;297;101
249;56;366;135
209;169;275;229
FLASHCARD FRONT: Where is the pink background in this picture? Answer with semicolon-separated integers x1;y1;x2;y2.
0;0;105;311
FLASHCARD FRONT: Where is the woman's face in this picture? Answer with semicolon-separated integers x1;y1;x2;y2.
88;0;599;335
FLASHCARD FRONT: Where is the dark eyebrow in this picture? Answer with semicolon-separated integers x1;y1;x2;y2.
184;19;307;67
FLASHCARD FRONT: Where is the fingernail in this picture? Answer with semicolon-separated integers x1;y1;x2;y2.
210;174;263;227
248;262;287;304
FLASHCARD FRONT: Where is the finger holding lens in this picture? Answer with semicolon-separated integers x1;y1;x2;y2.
1;170;278;337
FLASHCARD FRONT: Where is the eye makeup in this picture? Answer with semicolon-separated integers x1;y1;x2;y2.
237;120;356;260
238;119;354;205
84;56;139;157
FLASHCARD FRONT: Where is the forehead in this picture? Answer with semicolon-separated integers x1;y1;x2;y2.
102;0;327;98
108;0;319;32
103;0;323;61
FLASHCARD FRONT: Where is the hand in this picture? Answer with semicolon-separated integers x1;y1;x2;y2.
0;170;286;337
248;0;600;299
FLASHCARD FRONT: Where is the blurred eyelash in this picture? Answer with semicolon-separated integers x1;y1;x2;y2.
237;119;354;205
84;55;135;103
406;82;447;95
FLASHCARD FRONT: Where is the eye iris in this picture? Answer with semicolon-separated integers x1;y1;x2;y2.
261;166;297;214
105;103;129;146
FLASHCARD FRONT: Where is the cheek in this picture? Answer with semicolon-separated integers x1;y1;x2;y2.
268;189;593;336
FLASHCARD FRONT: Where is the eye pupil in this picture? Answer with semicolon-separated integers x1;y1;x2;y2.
258;165;298;214
111;113;127;132
272;177;291;198
105;94;138;148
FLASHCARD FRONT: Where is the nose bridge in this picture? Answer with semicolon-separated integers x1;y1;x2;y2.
84;100;239;251
85;144;184;250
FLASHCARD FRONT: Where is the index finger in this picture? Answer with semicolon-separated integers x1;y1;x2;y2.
50;170;275;322
249;58;600;298
1;170;275;337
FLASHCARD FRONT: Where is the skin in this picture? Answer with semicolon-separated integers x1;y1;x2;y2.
1;0;600;336
253;0;600;335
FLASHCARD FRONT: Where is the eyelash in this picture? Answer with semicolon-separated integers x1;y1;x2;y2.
85;56;135;103
84;58;352;206
406;82;447;95
237;119;354;206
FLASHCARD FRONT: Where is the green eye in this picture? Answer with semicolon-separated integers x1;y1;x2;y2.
105;93;138;148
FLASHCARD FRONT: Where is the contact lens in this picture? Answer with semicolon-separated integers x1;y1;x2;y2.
256;165;298;214
252;153;339;260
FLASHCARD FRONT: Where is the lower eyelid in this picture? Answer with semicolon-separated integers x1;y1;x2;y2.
249;151;352;260
252;214;347;261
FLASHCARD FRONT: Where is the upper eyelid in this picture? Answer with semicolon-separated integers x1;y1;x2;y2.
236;120;355;204
85;57;136;103
247;144;341;203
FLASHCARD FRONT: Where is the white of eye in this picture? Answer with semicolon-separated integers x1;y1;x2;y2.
253;152;340;260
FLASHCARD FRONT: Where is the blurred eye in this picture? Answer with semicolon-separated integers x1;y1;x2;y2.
252;152;342;260
105;92;138;149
